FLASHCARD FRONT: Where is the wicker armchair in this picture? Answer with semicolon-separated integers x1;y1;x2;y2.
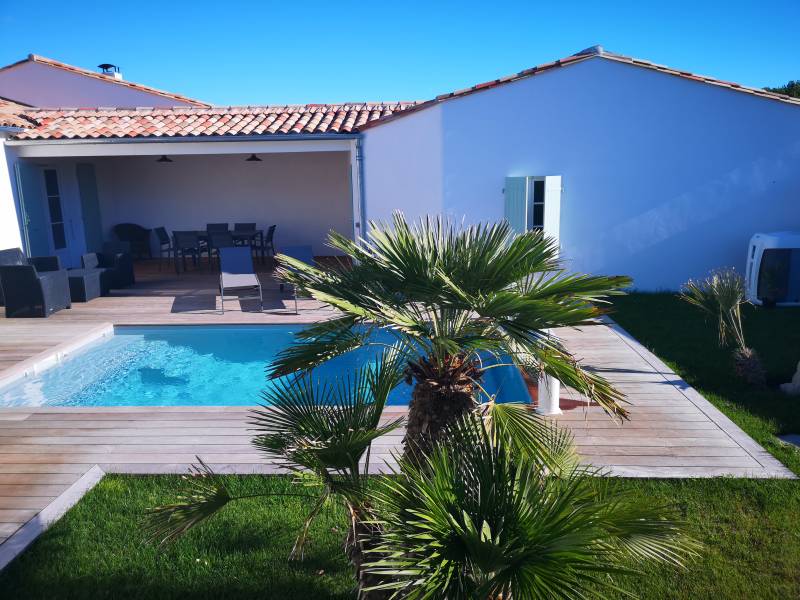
0;248;71;318
81;246;135;291
112;223;152;259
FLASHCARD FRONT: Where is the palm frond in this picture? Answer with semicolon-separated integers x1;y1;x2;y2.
364;412;699;599
484;402;579;475
680;268;747;349
267;316;371;378
253;349;406;475
143;459;235;547
503;333;629;420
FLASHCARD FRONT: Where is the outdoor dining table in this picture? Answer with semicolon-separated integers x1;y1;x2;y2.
171;229;266;273
193;229;266;261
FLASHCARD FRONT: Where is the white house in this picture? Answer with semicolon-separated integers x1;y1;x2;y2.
1;46;798;289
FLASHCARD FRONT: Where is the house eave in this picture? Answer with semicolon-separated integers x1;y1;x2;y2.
5;132;362;146
6;133;362;158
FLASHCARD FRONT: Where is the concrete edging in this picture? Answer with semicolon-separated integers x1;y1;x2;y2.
0;465;106;571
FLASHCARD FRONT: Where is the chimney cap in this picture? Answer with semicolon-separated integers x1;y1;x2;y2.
574;45;605;57
97;63;120;74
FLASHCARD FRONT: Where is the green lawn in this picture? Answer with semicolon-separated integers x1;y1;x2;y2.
0;476;355;600
2;475;800;599
3;293;800;599
612;293;800;475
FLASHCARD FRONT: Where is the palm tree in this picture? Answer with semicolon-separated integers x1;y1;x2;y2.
365;405;700;599
271;213;631;459
145;351;406;595
680;268;765;386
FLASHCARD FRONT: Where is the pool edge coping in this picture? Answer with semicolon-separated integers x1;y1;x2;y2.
0;323;114;392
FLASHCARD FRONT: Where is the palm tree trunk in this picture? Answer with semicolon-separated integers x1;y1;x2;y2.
345;504;390;599
733;346;766;387
403;379;477;461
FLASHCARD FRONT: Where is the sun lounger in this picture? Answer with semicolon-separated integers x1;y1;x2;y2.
218;246;262;313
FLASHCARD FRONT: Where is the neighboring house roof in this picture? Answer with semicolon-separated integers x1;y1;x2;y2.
0;54;210;108
359;45;800;130
0;96;38;129
11;103;419;140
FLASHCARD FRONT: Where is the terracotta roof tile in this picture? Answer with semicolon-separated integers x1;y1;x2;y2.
12;103;420;140
0;96;38;129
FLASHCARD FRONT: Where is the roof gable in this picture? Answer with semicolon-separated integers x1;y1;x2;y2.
0;54;210;108
359;46;800;131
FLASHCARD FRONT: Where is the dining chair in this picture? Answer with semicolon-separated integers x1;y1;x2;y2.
172;231;202;274
262;225;277;260
233;223;257;248
206;223;229;233
208;231;235;268
154;226;173;271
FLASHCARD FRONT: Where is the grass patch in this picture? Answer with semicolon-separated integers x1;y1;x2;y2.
2;475;800;599
610;478;800;599
612;293;800;474
0;475;355;600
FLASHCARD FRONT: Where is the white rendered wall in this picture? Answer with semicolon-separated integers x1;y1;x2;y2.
94;151;353;256
0;140;23;250
363;57;800;290
0;62;199;108
362;105;444;224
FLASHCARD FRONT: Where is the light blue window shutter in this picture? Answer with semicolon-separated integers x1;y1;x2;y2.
504;177;527;235
542;175;562;245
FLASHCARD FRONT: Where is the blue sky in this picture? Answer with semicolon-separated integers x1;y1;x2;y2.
0;0;797;106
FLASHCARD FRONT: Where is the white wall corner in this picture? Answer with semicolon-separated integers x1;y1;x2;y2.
0;139;24;251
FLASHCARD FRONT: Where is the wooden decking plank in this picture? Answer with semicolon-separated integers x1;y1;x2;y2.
0;473;83;485
0;464;94;474
0;497;54;510
0;509;39;523
0;484;73;497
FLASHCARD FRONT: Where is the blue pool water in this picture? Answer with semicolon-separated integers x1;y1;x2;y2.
0;326;530;408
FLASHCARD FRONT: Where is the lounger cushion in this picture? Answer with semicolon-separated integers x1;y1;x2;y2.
221;273;260;289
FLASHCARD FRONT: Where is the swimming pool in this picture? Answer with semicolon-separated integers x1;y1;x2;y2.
0;325;530;408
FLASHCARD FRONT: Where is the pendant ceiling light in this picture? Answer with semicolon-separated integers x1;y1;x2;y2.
156;155;173;163
246;153;262;162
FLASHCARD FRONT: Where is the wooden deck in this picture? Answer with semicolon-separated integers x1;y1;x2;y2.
0;262;793;557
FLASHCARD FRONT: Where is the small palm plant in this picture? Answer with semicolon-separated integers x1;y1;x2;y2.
145;350;406;592
271;213;632;460
680;268;765;386
365;406;700;599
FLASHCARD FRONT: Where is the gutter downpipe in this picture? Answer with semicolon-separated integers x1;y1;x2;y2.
355;135;366;245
